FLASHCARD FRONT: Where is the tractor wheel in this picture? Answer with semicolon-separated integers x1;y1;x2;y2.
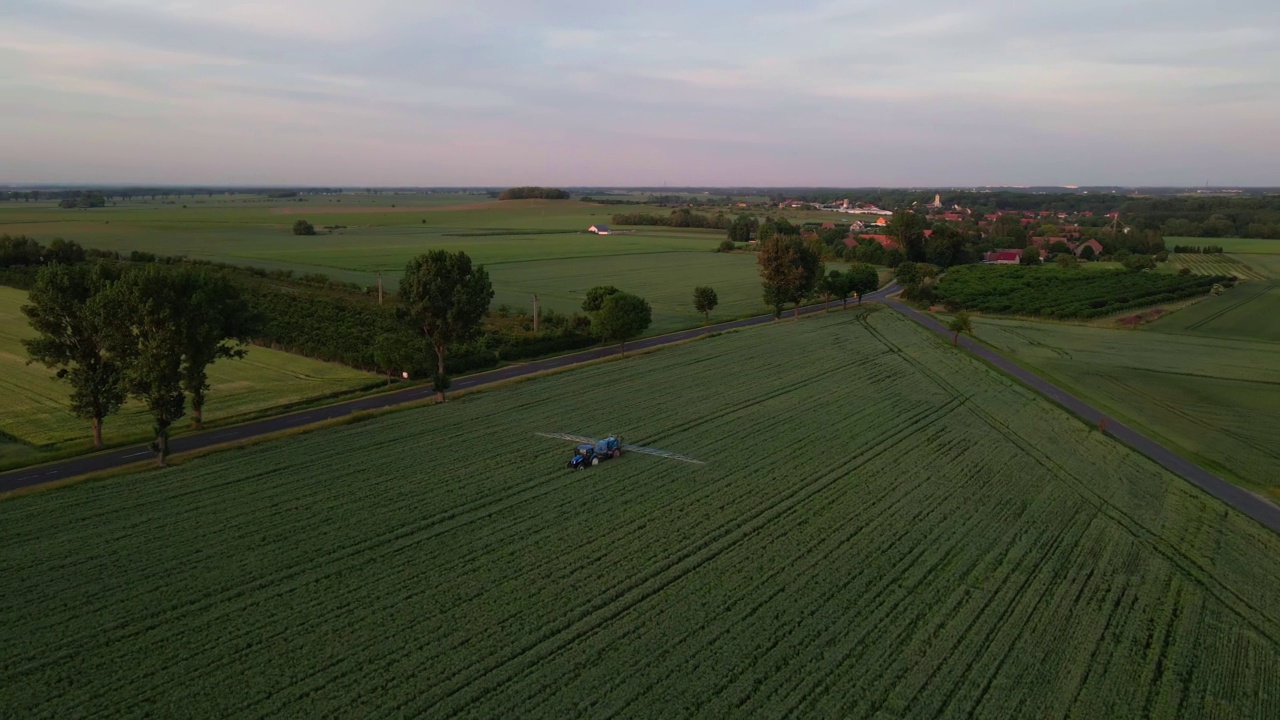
591;457;600;466
612;449;620;459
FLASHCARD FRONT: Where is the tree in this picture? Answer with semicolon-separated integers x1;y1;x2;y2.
178;269;255;429
1078;244;1097;261
947;311;974;346
21;262;125;449
846;263;880;305
582;285;620;313
895;261;924;287
373;330;421;386
817;270;848;310
727;214;756;244
292;219;316;236
757;234;822;319
716;239;736;253
100;264;190;465
399;251;494;401
1019;247;1041;265
1055;254;1080;269
1047;240;1073;256
692;286;718;323
593;292;651;354
887;210;929;261
1122;254;1157;272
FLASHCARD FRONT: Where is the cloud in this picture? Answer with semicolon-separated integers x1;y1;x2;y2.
0;0;1277;185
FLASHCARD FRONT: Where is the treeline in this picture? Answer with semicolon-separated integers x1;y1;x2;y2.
57;191;106;209
612;208;732;229
497;187;570;200
1172;244;1225;254
23;262;254;463
0;187;346;202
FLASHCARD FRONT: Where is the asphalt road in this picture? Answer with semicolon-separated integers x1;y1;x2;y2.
883;297;1280;535
0;286;898;494
5;285;1279;538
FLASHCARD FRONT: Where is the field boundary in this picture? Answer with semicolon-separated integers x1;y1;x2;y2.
885;298;1280;534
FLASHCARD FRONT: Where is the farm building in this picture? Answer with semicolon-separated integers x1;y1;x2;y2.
588;224;611;235
983;250;1022;264
1074;239;1104;258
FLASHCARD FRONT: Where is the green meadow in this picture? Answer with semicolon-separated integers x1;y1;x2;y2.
0;286;379;467
0;195;790;332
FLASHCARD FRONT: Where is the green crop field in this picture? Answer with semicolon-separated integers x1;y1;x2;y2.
1168;253;1269;280
975;316;1280;496
0;196;787;333
0;286;379;463
1167;236;1280;254
3;309;1278;717
1147;255;1280;343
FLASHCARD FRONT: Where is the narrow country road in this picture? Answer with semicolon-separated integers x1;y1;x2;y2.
882;297;1280;535
0;286;897;494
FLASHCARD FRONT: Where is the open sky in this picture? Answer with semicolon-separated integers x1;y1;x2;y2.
1;0;1278;186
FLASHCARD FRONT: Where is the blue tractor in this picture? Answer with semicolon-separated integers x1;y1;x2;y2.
567;435;623;469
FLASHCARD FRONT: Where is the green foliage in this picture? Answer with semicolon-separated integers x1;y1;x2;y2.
611;209;731;230
1122;254;1157;272
177;269;256;427
582;285;620;313
757;234;821;318
692;286;718;321
56;191;106;209
716;239;736;253
895;261;924;286
21;263;126;448
946;311;974;345
1019;247;1041;265
845;263;880;304
934;265;1232;319
592;292;651;352
292;219;316;236
1055;254;1080;269
1078;244;1097;261
496;187;570;200
887;210;928;261
726;214;756;244
399;250;495;399
98;265;191;465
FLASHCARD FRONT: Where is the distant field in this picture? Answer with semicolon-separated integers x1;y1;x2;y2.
0;286;378;463
1166;236;1280;254
1145;256;1280;343
0;195;780;333
3;309;1279;716
1168;253;1270;280
976;316;1280;495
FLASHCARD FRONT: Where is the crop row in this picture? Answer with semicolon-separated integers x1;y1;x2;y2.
934;264;1233;319
2;309;1279;717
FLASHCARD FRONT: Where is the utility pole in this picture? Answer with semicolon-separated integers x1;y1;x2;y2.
376;272;384;305
532;293;540;334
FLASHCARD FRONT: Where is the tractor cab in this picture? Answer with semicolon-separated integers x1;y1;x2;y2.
567;436;623;469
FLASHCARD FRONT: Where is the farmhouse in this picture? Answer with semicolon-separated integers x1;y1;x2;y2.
983;249;1022;264
588;224;611;235
858;234;899;250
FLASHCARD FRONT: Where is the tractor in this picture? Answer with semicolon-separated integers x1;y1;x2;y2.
567;435;622;469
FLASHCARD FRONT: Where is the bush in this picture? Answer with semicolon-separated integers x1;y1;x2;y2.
292;219;316;236
716;239;736;253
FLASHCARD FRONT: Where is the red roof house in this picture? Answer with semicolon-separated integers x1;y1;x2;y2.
842;237;860;249
1074;239;1104;258
858;234;899;249
983;250;1022;264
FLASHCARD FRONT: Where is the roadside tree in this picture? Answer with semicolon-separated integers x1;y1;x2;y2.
846;263;880;304
757;234;822;319
178;269;256;429
21;262;125;449
399;250;494;401
582;285;620;313
593;292;651;354
947;311;974;345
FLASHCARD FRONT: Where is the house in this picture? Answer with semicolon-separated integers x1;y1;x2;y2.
983;249;1022;264
849;220;865;231
588;224;611;235
1030;236;1074;251
922;229;934;238
941;212;964;222
875;217;889;227
858;234;899;249
820;222;836;230
843;237;860;249
1074;239;1104;258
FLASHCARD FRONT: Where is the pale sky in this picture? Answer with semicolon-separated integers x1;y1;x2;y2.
2;0;1278;186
